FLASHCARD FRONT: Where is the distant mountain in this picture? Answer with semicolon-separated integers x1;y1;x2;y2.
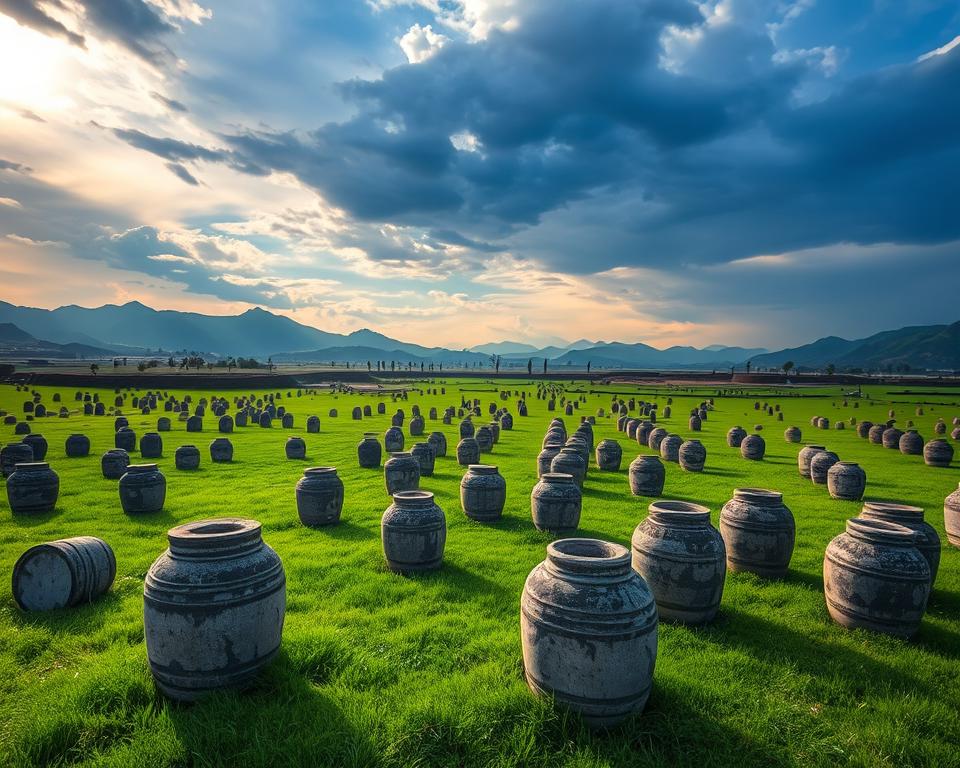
748;322;960;371
0;322;114;358
470;341;542;356
553;342;768;369
271;345;489;366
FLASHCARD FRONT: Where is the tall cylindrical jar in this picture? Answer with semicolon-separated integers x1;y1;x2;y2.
381;491;446;572
460;464;506;522
859;502;940;584
719;488;795;578
296;467;344;527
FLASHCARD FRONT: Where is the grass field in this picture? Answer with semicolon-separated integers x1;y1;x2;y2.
0;380;958;768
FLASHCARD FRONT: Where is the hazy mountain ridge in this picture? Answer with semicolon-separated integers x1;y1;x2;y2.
0;322;115;358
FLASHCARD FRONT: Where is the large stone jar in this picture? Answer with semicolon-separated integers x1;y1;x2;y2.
809;450;839;484
635;421;653;447
726;426;747;447
102;448;130;479
411;442;435;476
688;414;701;432
218;415;234;433
882;427;904;449
551;448;586;488
719;488;795;578
427;431;447;458
784;426;802;443
531;473;582;533
186;415;203;433
647;427;668;452
65;433;90;458
13;536;115;611
460;464;506;522
475;425;494;453
678;439;706;472
857;421;873;439
456;437;480;466
296;467;344;527
823;518;930;638
1;442;34;478
923;439;954;467
140;432;163;459
381;490;446;573
119;464;166;514
23;433;48;461
459;420;475;438
520;538;658;729
409;415;425;436
595;439;623;471
285;436;306;460
797;444;826;478
175;445;201;470
358;433;382;468
899;430;923;455
740;434;765;461
115;428;136;452
384;426;404;453
144;518;286;700
859;502;940;583
826;461;867;501
868;424;886;444
6;462;59;514
631;500;725;624
537;443;563;478
628;454;664;496
210;438;234;463
384;452;420;494
945;483;960;548
659;434;682;463
306;415;320;433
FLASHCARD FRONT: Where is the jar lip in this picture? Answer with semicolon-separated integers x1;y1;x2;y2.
734;487;782;501
541;472;574;483
169;517;260;545
468;464;498;474
834;461;860;467
649;499;711;521
846;516;917;543
862;501;923;516
388;451;413;458
803;444;826;449
176;444;198;450
547;537;630;568
12;461;49;470
127;463;159;471
393;490;435;503
304;466;337;475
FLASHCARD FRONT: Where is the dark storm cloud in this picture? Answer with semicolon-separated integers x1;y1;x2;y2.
0;159;31;172
165;162;200;185
110;127;267;176
0;0;182;66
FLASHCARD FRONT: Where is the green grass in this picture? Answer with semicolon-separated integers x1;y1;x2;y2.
0;380;958;768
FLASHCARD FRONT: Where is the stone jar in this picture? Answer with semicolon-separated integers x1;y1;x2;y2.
647;427;669;452
384;426;404;453
809;450;840;485
119;464;166;514
427;431;447;458
797;444;826;478
456;437;480;466
531;473;582;533
923;439;954;467
898;430;923;455
826;461;867;501
945;483;960;548
296;467;344;527
688;414;702;432
140;432;163;459
13;536;115;611
1;442;34;478
210;438;234;463
719;488;795;578
102;448;131;479
726;426;748;448
626;419;640;439
631;500;725;624
381;490;446;572
659;434;682;463
218;415;234;433
23;433;48;461
859;502;940;584
823;517;930;638
475;426;494;453
551;448;586;488
384;452;420;495
595;439;623;471
115;428;136;452
6;462;59;514
784;426;802;443
409;415;425;436
285;436;306;460
628;455;665;497
520;538;658;729
358;433;382;468
740;434;765;461
187;415;203;433
857;421;873;439
460;464;507;522
175;445;200;471
144;518;285;701
64;434;90;458
306;416;320;433
635;421;653;447
678;439;706;472
259;413;272;428
157;417;172;432
882;427;904;449
537;443;563;478
411;442;436;476
459;420;475;439
868;424;886;444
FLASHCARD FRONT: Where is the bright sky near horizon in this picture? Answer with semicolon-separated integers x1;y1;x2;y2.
0;0;958;350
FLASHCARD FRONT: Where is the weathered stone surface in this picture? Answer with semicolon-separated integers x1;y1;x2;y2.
740;434;765;461
859;502;940;583
595;439;623;471
659;434;682;463
946;483;960;548
381;491;446;572
719;488;794;578
460;464;506;522
631;500;725;624
13;536;115;611
531;473;582;533
358;433;382;468
551;448;586;488
726;426;747;447
174;445;200;470
144;519;285;700
628;455;665;496
119;464;166;514
827;461;866;501
923;439;954;467
411;442;436;476
678;439;706;472
521;538;657;728
427;431;447;458
784;426;802;443
823;518;930;638
285;436;306;460
384;452;420;494
1;442;33;478
210;438;234;463
6;461;58;514
296;467;344;527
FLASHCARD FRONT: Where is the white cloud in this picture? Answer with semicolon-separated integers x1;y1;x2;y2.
0;196;22;208
397;23;449;64
918;34;960;62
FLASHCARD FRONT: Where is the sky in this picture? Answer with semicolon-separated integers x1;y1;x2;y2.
0;0;958;351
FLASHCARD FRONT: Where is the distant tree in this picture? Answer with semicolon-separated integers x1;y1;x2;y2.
113;358;119;368
267;357;274;373
367;361;371;371
122;357;127;366
745;361;752;374
782;361;794;375
168;357;175;368
490;354;501;374
439;362;442;372
421;361;425;372
587;361;591;373
543;358;547;374
527;358;532;375
826;363;836;375
90;363;99;375
391;361;396;372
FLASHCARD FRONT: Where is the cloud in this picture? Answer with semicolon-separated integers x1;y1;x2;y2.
151;90;188;112
164;161;199;185
0;196;23;208
0;0;86;47
398;23;449;64
0;158;31;172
